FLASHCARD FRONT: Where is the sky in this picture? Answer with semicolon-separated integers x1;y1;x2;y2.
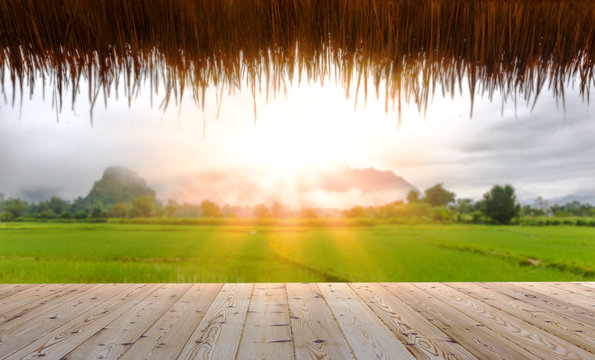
0;72;594;208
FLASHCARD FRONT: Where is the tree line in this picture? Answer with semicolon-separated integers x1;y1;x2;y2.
1;183;594;225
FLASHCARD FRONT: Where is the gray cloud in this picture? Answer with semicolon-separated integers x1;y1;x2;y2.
1;77;593;207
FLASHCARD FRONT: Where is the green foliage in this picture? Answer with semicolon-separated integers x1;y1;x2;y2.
483;184;521;224
253;204;271;218
109;202;128;218
163;200;178;217
83;167;155;208
129;196;157;217
406;190;420;203
423;183;455;207
37;209;57;219
0;211;14;222
342;205;369;218
200;200;223;218
3;199;28;218
299;207;319;219
73;210;89;219
405;202;434;218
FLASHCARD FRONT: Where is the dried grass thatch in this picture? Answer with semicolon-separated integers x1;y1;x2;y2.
1;0;594;123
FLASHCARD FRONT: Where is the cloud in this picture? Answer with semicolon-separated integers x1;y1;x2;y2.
303;167;417;194
156;166;418;208
0;74;593;207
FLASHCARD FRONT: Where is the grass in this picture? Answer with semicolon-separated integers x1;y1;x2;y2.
0;222;593;283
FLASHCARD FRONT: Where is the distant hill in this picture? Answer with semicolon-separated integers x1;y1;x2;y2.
83;167;155;207
316;166;419;196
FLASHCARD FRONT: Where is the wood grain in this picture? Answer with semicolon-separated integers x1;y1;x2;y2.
416;283;593;359
0;283;591;360
2;284;157;360
383;283;540;360
287;283;355;360
0;284;133;357
0;285;35;301
483;282;595;327
351;283;478;360
516;283;594;312
119;283;222;360
236;283;293;360
447;283;595;354
0;284;65;314
0;284;98;332
319;283;416;360
64;284;191;360
551;283;595;297
177;283;253;360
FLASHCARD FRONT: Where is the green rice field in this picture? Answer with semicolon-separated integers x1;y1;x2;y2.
0;222;593;282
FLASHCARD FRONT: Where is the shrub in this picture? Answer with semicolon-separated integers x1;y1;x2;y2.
73;210;88;219
0;212;14;222
38;210;57;219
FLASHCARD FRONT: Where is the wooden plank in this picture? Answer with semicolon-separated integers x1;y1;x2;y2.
64;284;192;360
416;283;594;359
119;284;222;360
447;283;595;354
0;284;66;314
383;283;540;360
554;283;595;297
351;283;478;359
318;283;415;360
483;283;595;327
576;282;595;289
518;283;594;311
236;283;293;360
287;283;355;360
0;284;99;331
0;285;35;301
4;284;159;360
0;284;132;356
177;283;253;360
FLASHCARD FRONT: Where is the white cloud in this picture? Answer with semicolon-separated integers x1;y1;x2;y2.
0;73;593;206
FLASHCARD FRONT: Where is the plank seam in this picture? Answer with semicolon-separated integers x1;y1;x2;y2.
233;283;255;360
284;283;298;360
171;283;225;359
314;283;358;360
85;283;194;360
412;282;548;359
349;282;461;359
0;284;138;359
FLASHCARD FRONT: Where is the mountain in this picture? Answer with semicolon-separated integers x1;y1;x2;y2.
316;167;416;194
83;166;155;207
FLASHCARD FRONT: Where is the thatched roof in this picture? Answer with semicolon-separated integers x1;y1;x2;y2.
1;0;593;122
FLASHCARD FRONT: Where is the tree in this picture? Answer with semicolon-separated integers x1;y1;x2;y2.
45;196;70;215
299;207;318;219
4;199;28;218
451;198;474;214
423;184;455;207
109;203;128;218
163;199;178;217
200;200;222;218
129;196;156;217
406;190;421;204
271;201;284;218
0;212;13;222
342;205;368;218
483;184;520;224
70;197;87;213
253;204;271;218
